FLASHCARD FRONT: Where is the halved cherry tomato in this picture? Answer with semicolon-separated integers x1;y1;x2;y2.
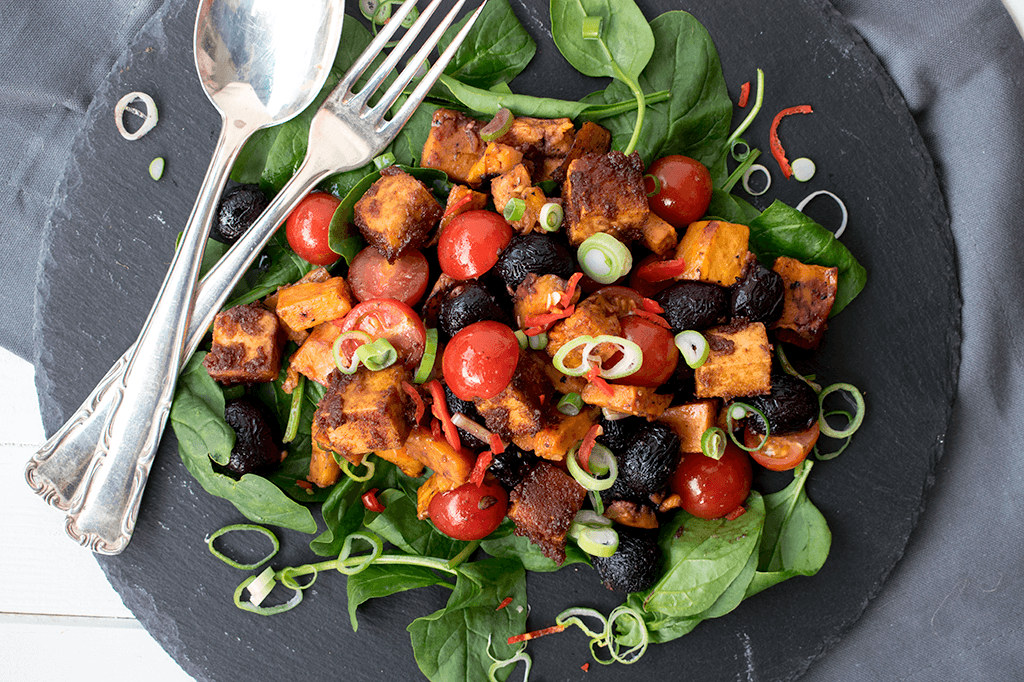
628;254;675;299
347;246;430;306
614;314;678;387
429;479;509;541
285;191;341;266
442;320;519;401
671;442;752;519
744;422;819;471
645;155;712;228
437;209;512;280
336;298;426;368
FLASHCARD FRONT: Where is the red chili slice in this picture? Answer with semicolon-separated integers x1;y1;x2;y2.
576;422;604;473
725;505;747;521
402;381;426;425
635;258;687;283
738;81;751;108
495;596;514;611
442;192;474;219
585;364;614;397
426;380;462;451
507;624;566;645
361;488;386;513
631;308;672;329
558;272;585;308
470;451;493;486
770;105;813;179
523;304;575;333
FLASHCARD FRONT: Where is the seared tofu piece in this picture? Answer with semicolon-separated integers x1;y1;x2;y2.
640;211;679;257
563;151;649;247
308;421;342;488
495;116;575;182
695;322;772;401
286;321;344;389
438;185;488;232
490;163;547;234
313;365;412;464
416;472;458;520
541;358;588;395
529;407;599;462
401;427;475;485
475;351;549;441
547;295;622;367
674;220;750;287
658;400;719;453
421;108;486;185
465;142;524;187
274;277;354;332
604;500;659;529
203;303;283;385
508;461;586;564
551;121;612;183
770;256;838;349
354;166;443;262
513;273;578;329
580;382;672;420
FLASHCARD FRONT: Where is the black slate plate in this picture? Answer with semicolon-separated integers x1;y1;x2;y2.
32;0;959;680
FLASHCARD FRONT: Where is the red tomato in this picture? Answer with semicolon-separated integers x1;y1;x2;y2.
437;210;512;280
745;422;819;471
628;254;675;299
671;443;753;519
645;155;713;228
285;191;341;266
337;299;426;367
614;314;678;387
429;480;509;541
442;320;519;401
347;246;430;306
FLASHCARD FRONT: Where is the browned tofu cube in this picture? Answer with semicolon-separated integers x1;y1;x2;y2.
580;382;672;420
513;273;579;329
695;322;772;400
420;109;486;185
546;296;622;367
313;365;411;463
658;399;719;453
495;116;575;182
308;421;342;488
490;163;547;234
203;303;283;384
771;256;838;349
640;211;679;257
675;220;750;287
438;185;488;232
508;461;586;564
604;499;659;529
464;142;524;187
551;121;612;183
287;322;344;388
275;277;354;332
529;407;599;462
562;151;649;247
475;351;549;441
353;166;442;262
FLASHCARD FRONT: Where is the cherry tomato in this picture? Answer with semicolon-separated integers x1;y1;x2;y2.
671;442;752;519
744;422;819;471
614;314;678;387
429;479;509;541
285;191;341;266
337;299;426;367
442;320;519;401
645;155;713;228
628;254;675;299
437;209;512;280
347;246;430;306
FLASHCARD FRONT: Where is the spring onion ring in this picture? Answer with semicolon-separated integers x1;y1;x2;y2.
742;163;772;196
246;565;277;606
791;157;816;182
577;233;632;284
567;442;618;491
233;573;303;616
574;525;619;557
557;392;583;416
114;91;158;140
356;337;398;371
582;15;602;39
528;332;548;350
817;382;865;439
725;402;770;451
701;426;727;459
339;456;376;482
796;189;849;239
539;202;563;231
148;157;164;181
551;334;643;379
674;330;709;369
503;197;526;222
335;532;384;576
480;107;514;142
206;524;280;571
413;328;439;383
451;412;496;445
332;330;372;374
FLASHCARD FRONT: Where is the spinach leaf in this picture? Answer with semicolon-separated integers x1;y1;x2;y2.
599;11;732;177
480;521;589;571
367;488;467;561
408;557;527;682
706;188;761;225
223;230;314;309
388;102;439;167
347;564;453;632
747;200;867;315
170;353;317;533
309;457;403;557
550;0;654;154
746;460;831;597
439;0;536;89
639;491;764;618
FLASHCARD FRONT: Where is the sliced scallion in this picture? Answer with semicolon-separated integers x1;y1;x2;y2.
528;331;548;350
373;152;396;171
233;573;302;616
340;456;376;482
480;107;514;142
451;412;496;445
581;15;602;39
539;202;563;232
282;374;305;443
742;163;772;196
503;197;526;222
557;392;583;416
333;330;371;374
148;157;164;181
575;525;619;557
577;233;632;284
725;402;770;452
643;173;662;198
413;328;439;383
700;426;727;460
566;443;618;491
206;524;280;571
355;337;397;371
246;566;277;606
674;330;709;368
796;189;849;239
514;329;528;350
114;91;158;140
791;157;816;182
817;383;865;439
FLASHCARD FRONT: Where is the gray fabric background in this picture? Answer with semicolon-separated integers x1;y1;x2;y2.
2;0;1021;680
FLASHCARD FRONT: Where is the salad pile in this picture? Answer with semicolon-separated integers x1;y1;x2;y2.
169;0;867;679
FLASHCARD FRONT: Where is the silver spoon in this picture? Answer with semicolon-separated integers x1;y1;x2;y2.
25;0;345;554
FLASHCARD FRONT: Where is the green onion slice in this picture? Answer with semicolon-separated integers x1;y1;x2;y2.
373;152;396;171
813;412;854;461
700;426;727;460
480;107;514;142
114;91;158;140
233;573;302;616
279;564;319;591
730;138;752;162
575;525;619;557
528;331;548;350
336;532;384;576
556;606;610;639
539;202;563;232
503;197;526;222
567;443;618;491
282;374;305;443
725;402;770;451
742;163;772;196
355;337;397;371
775;343;822;392
582;15;602;39
359;0;391;23
207;524;280;571
796;189;849;239
557;392;583;416
451;412;496;445
604;605;649;664
551;334;643;379
514;329;528;350
577;233;632;284
817;382;865;439
340;456;376;482
333;330;371;374
791;157;816;182
148;157;164;181
413;327;439;383
674;330;709;368
643;173;662;198
487;638;532;682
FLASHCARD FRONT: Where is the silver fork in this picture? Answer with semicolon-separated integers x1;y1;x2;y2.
26;0;487;554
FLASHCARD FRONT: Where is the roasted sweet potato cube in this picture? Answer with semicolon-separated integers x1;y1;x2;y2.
770;256;838;349
416;472;458;520
286;322;344;388
438;185;488;232
354;166;443;262
546;296;622;367
563;151;649;246
465;142;524;187
474;351;549;441
203;303;283;385
551;121;612;183
401;427;475;485
658;400;719;453
275;277;354;332
308;421;342;488
490;163;547;234
530;407;599;462
420;109;486;185
695;322;772;401
313;365;412;464
674;220;750;287
640;211;679;257
513;273;578;329
508;461;586;564
580;382;671;420
374;444;426;478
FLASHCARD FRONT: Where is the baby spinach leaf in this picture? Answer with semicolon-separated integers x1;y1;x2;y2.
310;476;366;556
639;491;764;618
706;188;761;225
746;460;831;597
367;488;467;561
747;200;867;316
439;0;536;89
223;231;314;309
347;564;453;632
408;557;527;682
480;522;589;571
172;353;232;466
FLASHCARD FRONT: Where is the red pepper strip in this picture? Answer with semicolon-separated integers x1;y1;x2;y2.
586;364;615;397
507;624;566;645
738;81;751;108
489;433;505;455
496;596;514;611
769;105;813;179
632;308;672;329
470;451;493;486
361;488;386;513
441;192;473;219
641;297;664;314
558;272;585;308
635;258;687;282
581;663;590;672
576;422;604;473
725;505;747;521
401;381;426;425
430;418;443;441
523;304;575;332
296;480;313;491
426;380;462;451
